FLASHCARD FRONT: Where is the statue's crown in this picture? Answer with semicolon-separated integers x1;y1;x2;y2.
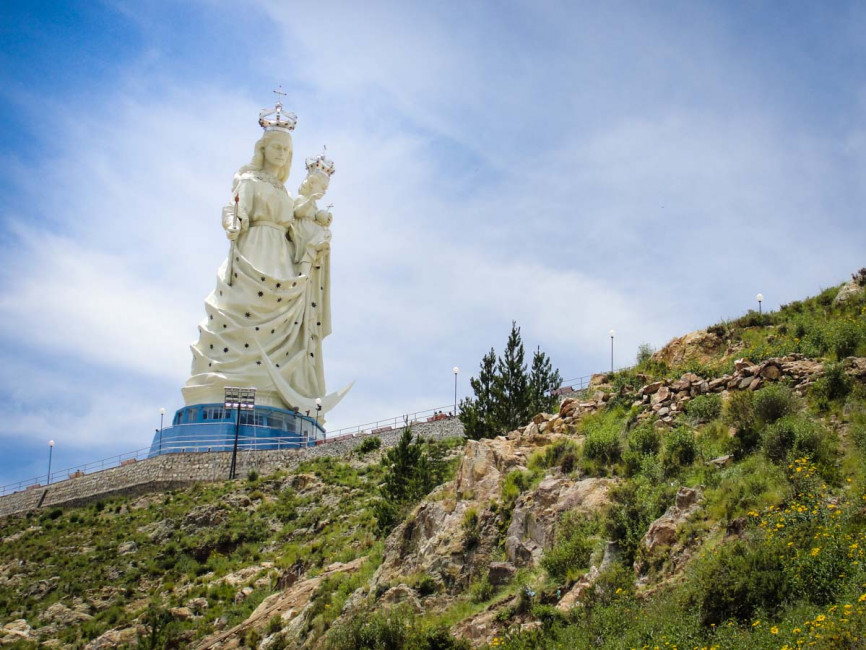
305;148;335;176
259;99;297;134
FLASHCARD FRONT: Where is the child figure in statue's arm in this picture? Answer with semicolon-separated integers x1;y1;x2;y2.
293;151;335;277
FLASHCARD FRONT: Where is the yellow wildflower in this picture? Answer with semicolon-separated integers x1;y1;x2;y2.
771;626;779;634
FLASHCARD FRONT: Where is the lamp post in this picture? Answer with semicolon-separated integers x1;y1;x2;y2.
159;407;165;455
47;440;54;485
315;398;322;432
756;293;764;316
609;330;615;373
453;366;459;416
225;387;256;480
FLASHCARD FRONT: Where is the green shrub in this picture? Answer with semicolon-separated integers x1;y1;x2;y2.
831;320;861;359
579;408;628;467
583;428;621;464
415;574;437;597
358;436;381;454
626;422;660;456
604;478;674;566
267;615;283;635
704;455;788;521
499;469;541;520
325;606;469;649
754;384;795;425
852;409;866;452
683;394;722;423
663;427;696;472
468;575;494;603
536;439;581;469
724;391;760;457
684;538;787;626
761;417;796;463
813;362;853;405
246;470;259;482
462;507;480;550
541;512;598;583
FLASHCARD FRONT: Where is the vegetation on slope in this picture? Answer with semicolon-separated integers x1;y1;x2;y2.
1;274;865;649
0;439;462;647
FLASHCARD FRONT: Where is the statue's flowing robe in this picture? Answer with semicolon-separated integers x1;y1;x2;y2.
182;170;330;410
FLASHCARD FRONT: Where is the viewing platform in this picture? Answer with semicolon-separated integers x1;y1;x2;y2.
148;404;326;456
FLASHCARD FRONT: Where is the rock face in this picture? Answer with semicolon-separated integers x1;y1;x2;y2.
652;330;726;368
372;436;538;594
636;486;705;584
505;476;615;567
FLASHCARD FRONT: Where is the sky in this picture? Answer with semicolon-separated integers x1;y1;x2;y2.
0;0;864;488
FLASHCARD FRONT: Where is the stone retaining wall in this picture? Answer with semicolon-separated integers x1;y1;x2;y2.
0;418;464;518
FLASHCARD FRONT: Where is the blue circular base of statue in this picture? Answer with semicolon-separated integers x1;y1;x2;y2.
148;404;325;456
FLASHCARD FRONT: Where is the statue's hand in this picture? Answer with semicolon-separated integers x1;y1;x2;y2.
226;226;240;241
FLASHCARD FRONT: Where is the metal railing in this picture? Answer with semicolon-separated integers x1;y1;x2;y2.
319;403;457;439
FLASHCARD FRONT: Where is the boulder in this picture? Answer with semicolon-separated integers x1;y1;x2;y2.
117;542;137;555
834;278;865;305
641;381;664;396
40;602;93;625
759;363;781;381
487;562;517;586
378;584;422;613
182;504;228;531
1;619;32;642
642;487;703;555
706;455;733;469
84;626;141;649
734;358;752;372
170;606;193;621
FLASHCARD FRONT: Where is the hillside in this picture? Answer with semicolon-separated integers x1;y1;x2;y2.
2;271;866;649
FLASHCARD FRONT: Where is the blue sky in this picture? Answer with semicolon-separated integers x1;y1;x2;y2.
0;1;864;488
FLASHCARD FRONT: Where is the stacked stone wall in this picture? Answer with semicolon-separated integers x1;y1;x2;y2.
0;417;463;518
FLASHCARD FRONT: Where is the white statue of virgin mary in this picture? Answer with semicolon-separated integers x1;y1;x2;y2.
181;101;350;416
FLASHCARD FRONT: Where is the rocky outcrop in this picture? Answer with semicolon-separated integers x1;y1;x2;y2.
193;558;365;649
505;476;615;567
372;436;545;595
652;330;727;368
834;269;866;305
635;486;704;585
0;619;33;645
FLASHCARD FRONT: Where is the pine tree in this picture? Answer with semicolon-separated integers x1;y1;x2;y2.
374;425;451;533
459;322;561;439
459;348;499;440
528;345;562;416
380;425;421;504
493;321;531;432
